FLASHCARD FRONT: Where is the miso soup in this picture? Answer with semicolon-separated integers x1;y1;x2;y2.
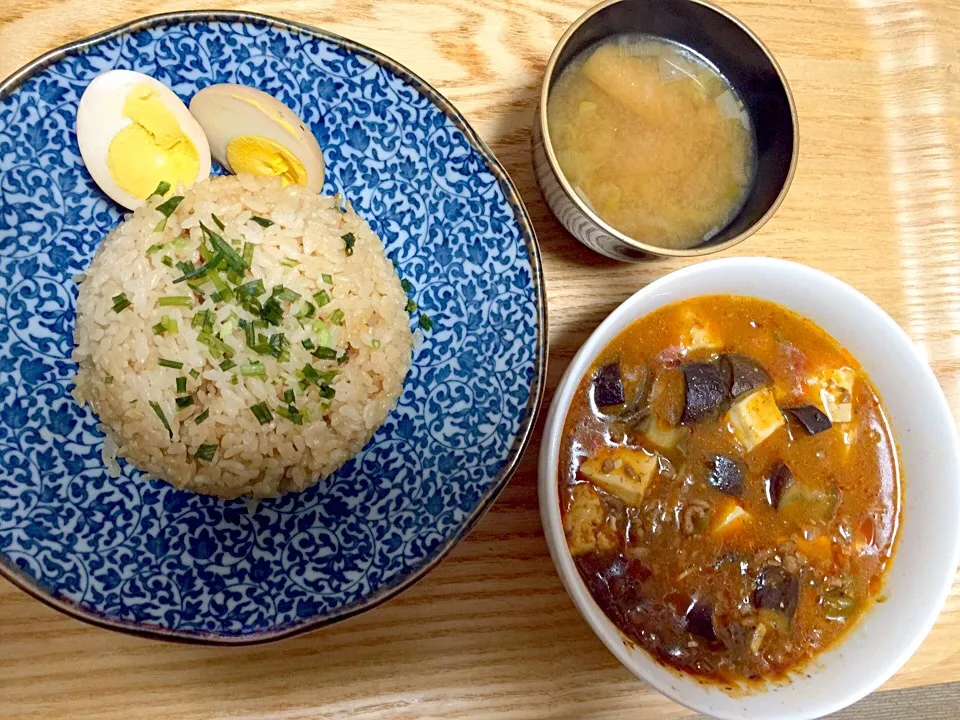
547;36;757;250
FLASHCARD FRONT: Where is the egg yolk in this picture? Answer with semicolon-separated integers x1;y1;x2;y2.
226;136;308;187
107;83;200;200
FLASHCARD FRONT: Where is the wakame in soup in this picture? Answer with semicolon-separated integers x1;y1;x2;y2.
547;36;756;250
558;296;901;685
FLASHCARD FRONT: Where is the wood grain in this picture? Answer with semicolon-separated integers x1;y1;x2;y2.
2;0;960;717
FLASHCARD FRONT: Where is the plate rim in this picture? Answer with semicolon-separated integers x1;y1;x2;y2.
0;9;548;645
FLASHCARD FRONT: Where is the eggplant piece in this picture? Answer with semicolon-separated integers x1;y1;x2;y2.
720;354;772;400
593;362;626;408
753;566;800;618
707;455;744;497
785;405;832;435
765;462;795;509
685;597;719;643
681;362;728;423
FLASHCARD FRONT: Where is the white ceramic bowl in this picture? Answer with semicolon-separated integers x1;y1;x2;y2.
539;258;960;719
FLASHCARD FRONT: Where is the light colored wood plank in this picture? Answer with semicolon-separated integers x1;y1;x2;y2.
2;0;959;718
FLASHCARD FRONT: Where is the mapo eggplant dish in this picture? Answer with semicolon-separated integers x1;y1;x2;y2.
559;296;901;685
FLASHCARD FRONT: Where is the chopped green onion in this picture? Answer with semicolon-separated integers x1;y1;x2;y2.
244;321;257;349
260;297;284;326
219;358;237;372
401;279;414;294
281;257;300;268
190;369;201;380
268;333;287;354
173;253;222;284
175;396;194;410
251;216;274;228
337;351;349;366
301;338;315;350
176;260;195;275
419;314;433;331
283;389;295;404
153;317;178;335
227;269;244;286
272;285;301;303
194;409;210;425
207;268;234;303
149;401;173;437
195;443;218;462
211;214;225;231
146;242;166;255
371;339;381;349
405;298;418;313
157;295;194;307
155;195;184;218
104;375;114;385
322;273;333;285
242;242;255;268
236;279;266;299
176;377;187;394
154;218;168;232
328;308;345;326
149;181;171;198
161;256;174;268
196;332;234;359
317;385;336;400
296;302;316;321
112;292;131;313
158;358;184;369
312;346;338;361
192;309;215;332
201;223;248;274
342;232;356;256
275;404;304;425
300;364;322;386
313;290;331;308
250;402;273;425
241;360;267;378
313;322;332;348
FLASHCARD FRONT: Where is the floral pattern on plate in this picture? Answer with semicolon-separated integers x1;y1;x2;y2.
0;12;544;642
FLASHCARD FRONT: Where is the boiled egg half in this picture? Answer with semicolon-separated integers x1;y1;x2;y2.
76;70;211;210
189;84;325;192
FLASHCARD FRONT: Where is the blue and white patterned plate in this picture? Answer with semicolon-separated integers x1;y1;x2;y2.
0;11;545;643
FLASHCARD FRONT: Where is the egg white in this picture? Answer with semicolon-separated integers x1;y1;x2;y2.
189;84;325;192
76;70;211;210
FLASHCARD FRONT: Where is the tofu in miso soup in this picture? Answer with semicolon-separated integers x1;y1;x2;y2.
547;36;757;250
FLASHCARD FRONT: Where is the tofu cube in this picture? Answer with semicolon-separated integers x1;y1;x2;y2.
727;387;786;452
819;367;856;423
681;310;721;352
641;417;689;450
579;447;659;507
711;498;751;539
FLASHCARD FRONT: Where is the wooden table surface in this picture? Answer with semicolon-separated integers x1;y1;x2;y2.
2;0;960;718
